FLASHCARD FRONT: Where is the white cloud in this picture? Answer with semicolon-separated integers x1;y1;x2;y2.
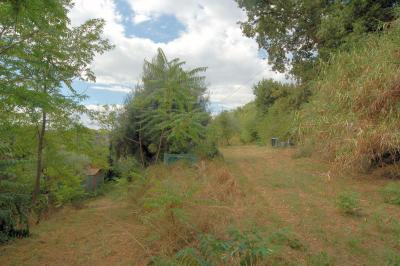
82;104;124;129
91;85;133;93
85;104;124;112
69;0;285;110
132;13;151;24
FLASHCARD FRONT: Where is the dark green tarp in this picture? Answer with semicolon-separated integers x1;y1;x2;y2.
163;153;197;165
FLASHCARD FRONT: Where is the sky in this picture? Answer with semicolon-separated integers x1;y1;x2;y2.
68;0;285;113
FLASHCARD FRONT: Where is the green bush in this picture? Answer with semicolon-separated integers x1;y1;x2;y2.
52;175;86;207
191;125;220;159
382;182;400;205
336;192;361;215
46;150;90;206
0;180;31;243
114;156;140;181
0;143;31;243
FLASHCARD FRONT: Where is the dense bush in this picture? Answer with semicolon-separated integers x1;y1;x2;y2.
114;156;140;182
0;180;31;243
0;143;31;243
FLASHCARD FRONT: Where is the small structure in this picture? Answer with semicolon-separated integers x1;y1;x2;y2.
163;153;197;165
83;167;105;192
271;138;279;147
271;137;292;148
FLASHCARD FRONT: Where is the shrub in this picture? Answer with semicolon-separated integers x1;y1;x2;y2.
0;143;31;242
193;127;220;159
52;175;86;207
382;182;400;205
336;192;361;215
46;150;90;206
0;180;31;243
114;156;140;181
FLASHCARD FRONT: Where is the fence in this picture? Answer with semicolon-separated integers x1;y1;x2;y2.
271;138;292;148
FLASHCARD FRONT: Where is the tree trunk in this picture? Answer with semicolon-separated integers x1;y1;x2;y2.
138;122;145;167
33;110;46;203
155;130;164;164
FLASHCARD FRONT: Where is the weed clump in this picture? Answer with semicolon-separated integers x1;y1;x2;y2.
292;139;314;159
382;182;400;205
336;192;361;215
308;251;335;266
151;228;272;266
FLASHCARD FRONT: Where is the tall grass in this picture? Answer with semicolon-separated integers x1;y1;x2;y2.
298;21;400;173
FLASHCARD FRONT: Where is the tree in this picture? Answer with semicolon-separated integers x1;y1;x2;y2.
114;48;210;164
0;0;113;202
253;79;290;114
235;0;399;80
214;111;237;146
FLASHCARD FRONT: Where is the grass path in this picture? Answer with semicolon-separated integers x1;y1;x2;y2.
0;196;148;265
1;146;399;265
222;146;400;265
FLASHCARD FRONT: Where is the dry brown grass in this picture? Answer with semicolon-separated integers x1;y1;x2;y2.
298;23;400;175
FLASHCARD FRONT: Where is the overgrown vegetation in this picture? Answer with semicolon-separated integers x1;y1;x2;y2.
0;0;111;241
298;20;400;172
217;3;400;176
1;0;400;265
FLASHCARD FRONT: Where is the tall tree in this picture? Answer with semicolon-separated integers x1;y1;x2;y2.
235;0;399;81
0;0;113;202
114;49;210;164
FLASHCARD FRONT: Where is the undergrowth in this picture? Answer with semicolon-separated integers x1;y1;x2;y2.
151;228;272;266
122;161;291;265
298;21;400;173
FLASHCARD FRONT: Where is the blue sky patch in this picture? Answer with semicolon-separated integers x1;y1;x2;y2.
63;81;129;105
115;0;186;43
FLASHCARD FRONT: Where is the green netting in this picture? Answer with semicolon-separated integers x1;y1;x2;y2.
163;153;197;165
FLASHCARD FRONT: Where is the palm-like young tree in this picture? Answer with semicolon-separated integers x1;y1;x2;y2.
115;48;210;163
